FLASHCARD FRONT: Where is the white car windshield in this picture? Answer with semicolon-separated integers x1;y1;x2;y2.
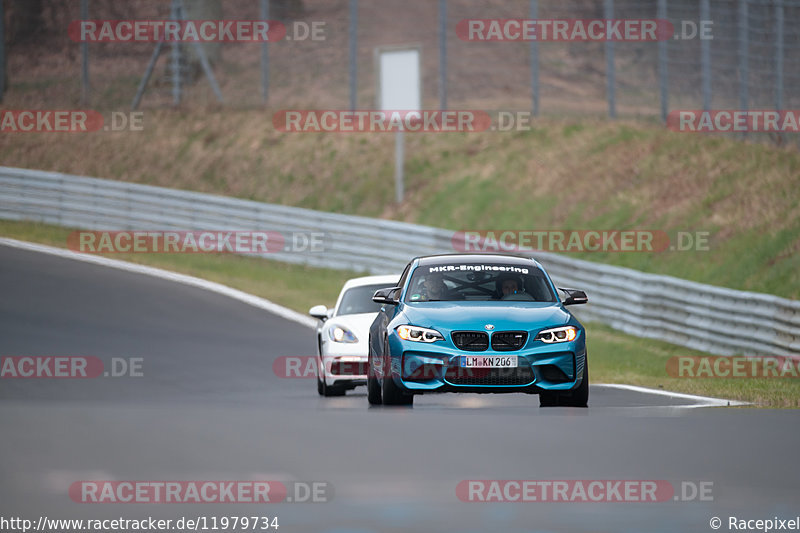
335;283;397;316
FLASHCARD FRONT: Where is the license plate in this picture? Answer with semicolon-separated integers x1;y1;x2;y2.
460;356;518;368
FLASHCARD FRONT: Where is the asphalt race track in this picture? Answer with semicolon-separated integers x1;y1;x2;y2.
1;243;799;533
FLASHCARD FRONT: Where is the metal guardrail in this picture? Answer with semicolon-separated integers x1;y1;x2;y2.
1;166;798;358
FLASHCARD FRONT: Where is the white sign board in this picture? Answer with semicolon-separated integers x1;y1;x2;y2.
376;46;421;204
377;48;421;111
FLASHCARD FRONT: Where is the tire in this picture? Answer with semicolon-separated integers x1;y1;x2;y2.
539;357;589;408
319;358;346;397
367;360;382;405
539;391;559;407
379;337;413;406
382;374;413;405
316;342;324;396
562;360;589;407
322;381;346;397
367;336;383;405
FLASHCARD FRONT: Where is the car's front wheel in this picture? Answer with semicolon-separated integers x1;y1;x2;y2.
367;362;382;406
565;361;589;407
379;338;412;406
382;375;413;405
318;357;346;397
539;357;588;408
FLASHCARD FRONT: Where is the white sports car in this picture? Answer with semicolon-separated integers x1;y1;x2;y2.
309;274;400;396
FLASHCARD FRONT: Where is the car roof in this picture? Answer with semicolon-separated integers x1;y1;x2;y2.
412;253;544;269
340;274;400;291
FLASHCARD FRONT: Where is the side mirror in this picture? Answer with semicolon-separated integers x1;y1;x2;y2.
309;304;329;320
560;288;588;306
372;287;401;305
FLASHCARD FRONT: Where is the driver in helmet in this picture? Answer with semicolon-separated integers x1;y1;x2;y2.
423;272;448;301
496;274;524;299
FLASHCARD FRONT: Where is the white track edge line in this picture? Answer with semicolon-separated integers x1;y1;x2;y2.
0;237;317;329
594;383;750;407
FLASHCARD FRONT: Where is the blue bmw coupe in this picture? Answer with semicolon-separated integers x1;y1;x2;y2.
367;254;589;407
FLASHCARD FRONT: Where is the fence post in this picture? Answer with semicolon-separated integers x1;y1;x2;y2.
81;0;89;104
170;0;182;106
260;0;269;104
439;0;447;110
604;0;616;118
775;0;784;112
700;0;711;112
657;0;667;122
529;0;539;116
738;0;749;123
395;129;404;203
349;0;358;111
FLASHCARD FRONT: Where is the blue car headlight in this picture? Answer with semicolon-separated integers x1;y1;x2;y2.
329;326;358;343
535;326;578;343
396;325;444;343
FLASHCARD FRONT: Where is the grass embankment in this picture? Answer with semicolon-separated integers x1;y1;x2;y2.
1;113;798;297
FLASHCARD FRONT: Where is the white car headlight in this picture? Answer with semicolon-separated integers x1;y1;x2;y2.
328;325;358;343
535;326;578;343
396;325;444;343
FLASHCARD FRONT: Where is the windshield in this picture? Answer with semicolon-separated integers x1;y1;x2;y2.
335;283;396;316
405;263;556;303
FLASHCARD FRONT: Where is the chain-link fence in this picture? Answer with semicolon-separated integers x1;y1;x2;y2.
2;0;799;135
